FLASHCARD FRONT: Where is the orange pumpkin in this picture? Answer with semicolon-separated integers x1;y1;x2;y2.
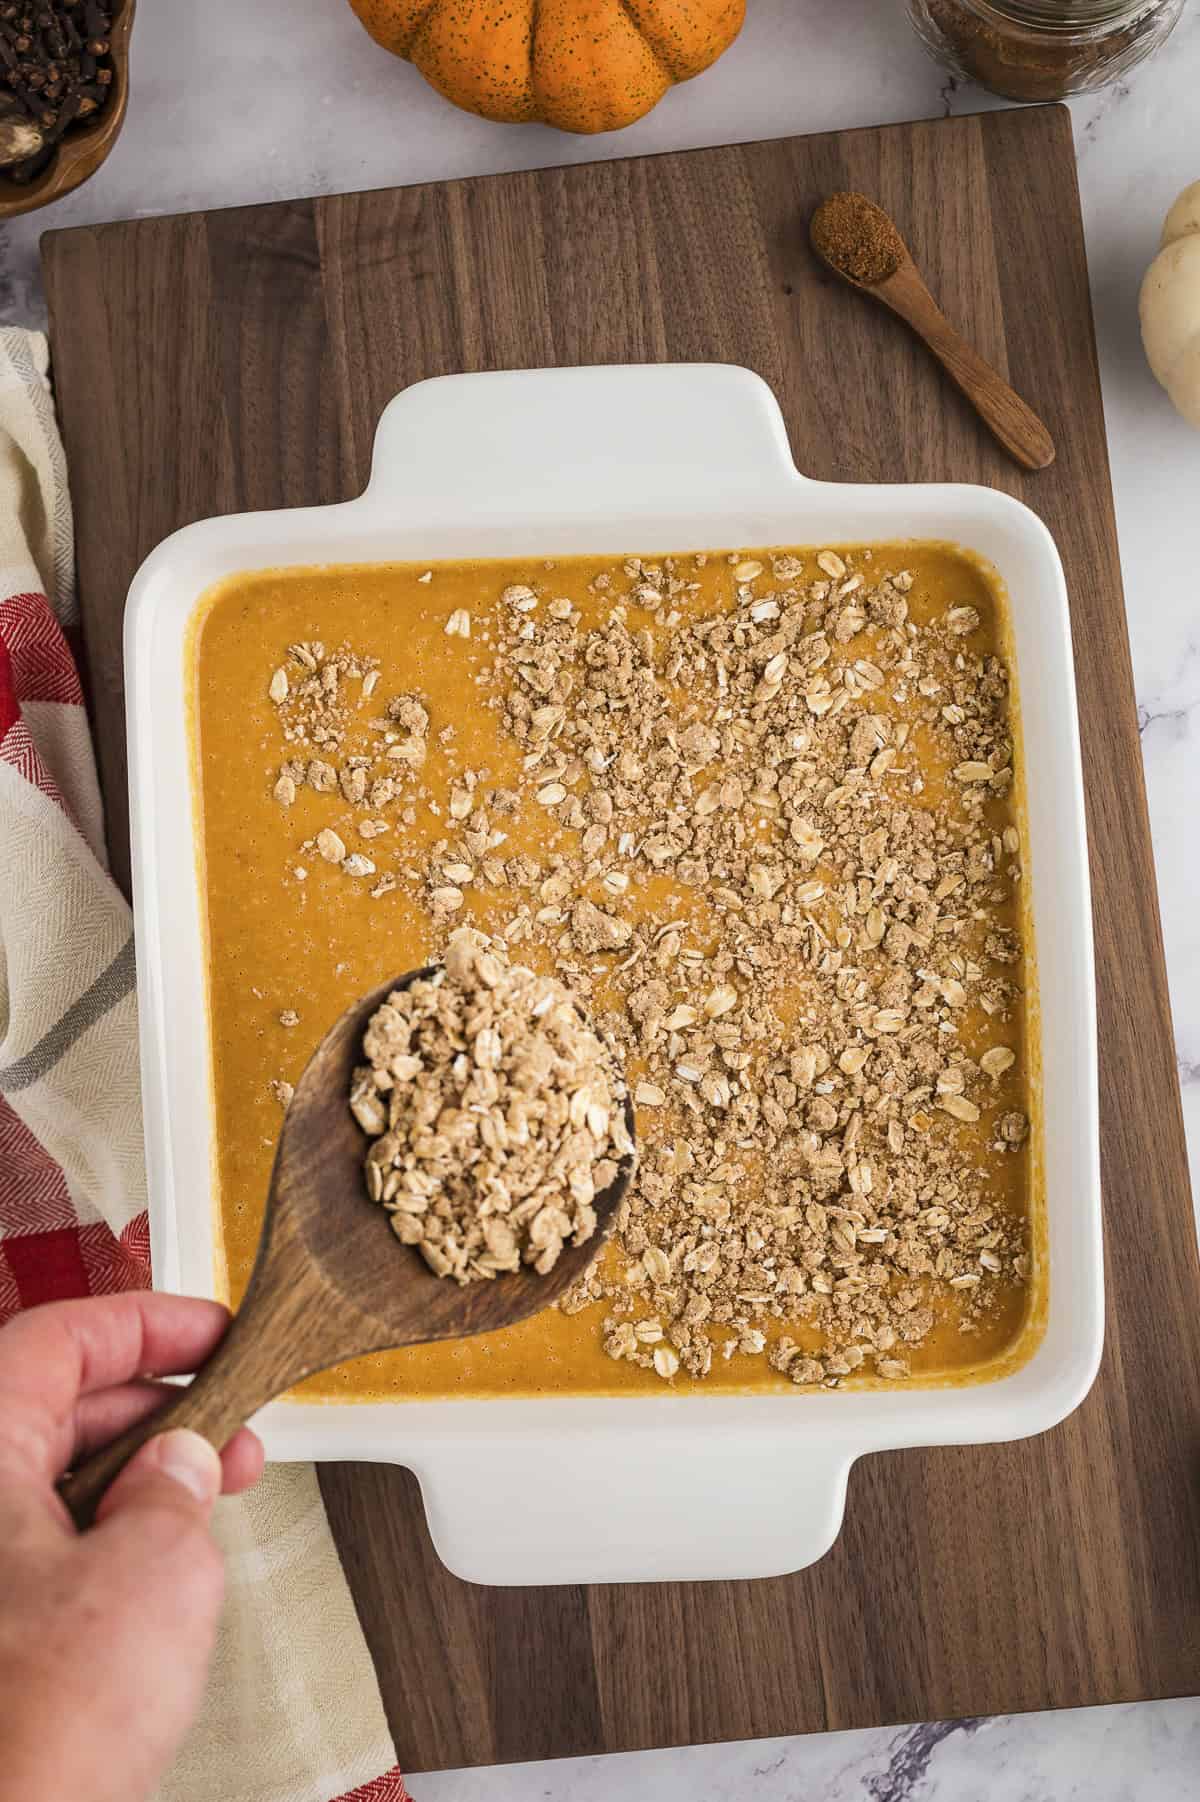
346;0;746;134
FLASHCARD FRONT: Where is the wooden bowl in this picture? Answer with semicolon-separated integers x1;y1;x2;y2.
0;0;135;221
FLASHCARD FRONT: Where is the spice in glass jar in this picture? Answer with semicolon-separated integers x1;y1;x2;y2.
906;0;1185;102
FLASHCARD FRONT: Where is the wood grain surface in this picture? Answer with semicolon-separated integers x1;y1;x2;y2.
44;105;1200;1770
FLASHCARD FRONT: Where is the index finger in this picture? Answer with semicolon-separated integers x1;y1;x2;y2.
0;1293;232;1417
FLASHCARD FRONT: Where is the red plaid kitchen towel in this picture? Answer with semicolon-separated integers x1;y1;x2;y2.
0;329;410;1802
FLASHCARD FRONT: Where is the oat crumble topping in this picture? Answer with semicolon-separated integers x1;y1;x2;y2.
350;928;631;1283
264;548;1031;1386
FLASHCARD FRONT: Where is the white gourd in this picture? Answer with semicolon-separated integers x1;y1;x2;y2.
1140;180;1200;429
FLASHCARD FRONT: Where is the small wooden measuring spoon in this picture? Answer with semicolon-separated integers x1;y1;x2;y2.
810;191;1055;473
59;966;636;1529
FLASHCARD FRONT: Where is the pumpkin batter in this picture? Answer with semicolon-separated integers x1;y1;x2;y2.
190;545;1042;1401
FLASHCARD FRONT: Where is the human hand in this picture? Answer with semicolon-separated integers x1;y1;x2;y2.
0;1292;264;1802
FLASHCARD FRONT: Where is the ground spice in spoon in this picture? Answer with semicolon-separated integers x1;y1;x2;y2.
810;192;906;287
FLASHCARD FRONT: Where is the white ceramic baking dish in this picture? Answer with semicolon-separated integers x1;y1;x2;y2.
125;364;1102;1586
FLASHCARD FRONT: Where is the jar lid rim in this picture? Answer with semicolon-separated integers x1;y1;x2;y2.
956;0;1161;26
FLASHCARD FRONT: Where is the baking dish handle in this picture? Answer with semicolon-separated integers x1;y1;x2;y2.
410;1433;854;1587
361;364;809;520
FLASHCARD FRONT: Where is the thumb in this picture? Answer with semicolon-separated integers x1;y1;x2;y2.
62;1430;228;1802
86;1428;227;1713
97;1427;224;1525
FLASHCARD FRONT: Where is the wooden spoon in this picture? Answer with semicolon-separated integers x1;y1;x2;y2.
810;193;1055;473
59;967;636;1529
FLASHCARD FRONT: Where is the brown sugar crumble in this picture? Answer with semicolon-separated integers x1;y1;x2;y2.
810;192;905;287
261;546;1032;1389
350;927;632;1284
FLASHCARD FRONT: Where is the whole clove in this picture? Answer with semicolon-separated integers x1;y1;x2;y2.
0;0;115;180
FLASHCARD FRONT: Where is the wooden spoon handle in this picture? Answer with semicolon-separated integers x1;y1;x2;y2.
58;1273;331;1529
58;1349;252;1530
907;303;1055;472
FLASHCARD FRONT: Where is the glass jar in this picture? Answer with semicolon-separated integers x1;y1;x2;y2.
905;0;1186;100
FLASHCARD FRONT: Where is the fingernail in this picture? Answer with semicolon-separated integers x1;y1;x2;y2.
152;1428;222;1504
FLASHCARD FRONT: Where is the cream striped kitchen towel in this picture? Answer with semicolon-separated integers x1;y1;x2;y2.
0;327;409;1802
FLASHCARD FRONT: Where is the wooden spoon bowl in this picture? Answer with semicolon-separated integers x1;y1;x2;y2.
59;964;636;1527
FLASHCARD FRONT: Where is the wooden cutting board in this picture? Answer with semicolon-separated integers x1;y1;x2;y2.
44;105;1200;1771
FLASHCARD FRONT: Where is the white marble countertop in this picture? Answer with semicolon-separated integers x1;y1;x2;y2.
5;1;1197;1795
